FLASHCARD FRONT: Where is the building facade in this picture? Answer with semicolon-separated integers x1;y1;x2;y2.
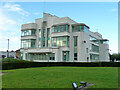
20;13;109;62
0;51;16;59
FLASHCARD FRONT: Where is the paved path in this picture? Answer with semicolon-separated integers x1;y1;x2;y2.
0;73;8;76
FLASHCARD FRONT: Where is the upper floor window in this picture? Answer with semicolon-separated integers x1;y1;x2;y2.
90;44;99;52
52;24;69;33
72;25;89;33
21;39;36;48
99;40;109;44
21;29;36;36
89;36;99;44
52;36;69;47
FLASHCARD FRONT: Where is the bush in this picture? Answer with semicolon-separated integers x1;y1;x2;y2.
1;58;33;63
2;58;120;70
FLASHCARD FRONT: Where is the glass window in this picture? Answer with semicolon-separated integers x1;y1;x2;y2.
86;48;88;53
100;40;109;44
72;25;81;32
81;25;84;30
84;26;89;33
90;54;99;61
47;28;50;47
52;36;69;47
63;51;69;61
38;29;41;48
52;24;69;32
74;36;78;60
42;21;47;47
21;39;35;48
89;36;99;44
21;30;36;36
90;44;99;52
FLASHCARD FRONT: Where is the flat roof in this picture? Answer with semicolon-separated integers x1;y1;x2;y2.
52;23;70;26
72;23;90;29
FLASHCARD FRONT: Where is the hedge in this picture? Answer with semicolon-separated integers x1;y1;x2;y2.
2;61;120;70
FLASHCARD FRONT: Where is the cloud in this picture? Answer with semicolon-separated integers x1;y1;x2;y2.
3;3;29;16
111;8;117;12
0;9;17;31
0;2;29;51
0;32;20;51
34;12;40;15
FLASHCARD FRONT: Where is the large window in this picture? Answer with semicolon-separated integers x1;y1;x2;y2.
26;53;55;60
38;29;41;48
47;28;50;47
52;24;69;33
99;40;109;44
21;30;36;36
74;36;78;60
90;44;99;52
21;39;36;48
52;36;69;47
42;21;47;47
90;54;99;60
72;25;89;33
89;36;99;44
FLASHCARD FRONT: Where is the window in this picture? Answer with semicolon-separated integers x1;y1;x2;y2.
52;36;69;47
89;36;99;44
42;21;47;47
21;29;36;36
90;54;99;61
74;36;78;60
90;44;99;52
84;26;89;33
26;53;55;60
47;28;50;47
86;48;88;53
49;53;55;60
38;29;41;48
63;51;69;61
72;26;80;32
21;39;36;48
100;40;109;44
74;53;77;60
52;24;69;32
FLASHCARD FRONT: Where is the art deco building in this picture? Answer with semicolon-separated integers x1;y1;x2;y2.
20;13;109;62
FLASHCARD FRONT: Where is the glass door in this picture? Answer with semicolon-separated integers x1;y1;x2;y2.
62;51;69;61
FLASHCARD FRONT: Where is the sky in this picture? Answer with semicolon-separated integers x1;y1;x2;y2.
0;2;118;54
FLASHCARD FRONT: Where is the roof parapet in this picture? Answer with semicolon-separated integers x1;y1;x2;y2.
72;23;90;29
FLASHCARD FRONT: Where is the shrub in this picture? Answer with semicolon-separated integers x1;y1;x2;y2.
2;58;33;63
2;58;120;70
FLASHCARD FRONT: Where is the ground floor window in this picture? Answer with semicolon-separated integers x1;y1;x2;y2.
26;53;55;61
90;54;99;61
74;36;78;60
62;51;69;61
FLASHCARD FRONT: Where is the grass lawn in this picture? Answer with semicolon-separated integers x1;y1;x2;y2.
2;67;118;88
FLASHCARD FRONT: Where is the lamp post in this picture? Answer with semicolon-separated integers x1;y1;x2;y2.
7;39;9;58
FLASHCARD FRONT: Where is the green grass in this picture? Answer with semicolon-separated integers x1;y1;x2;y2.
2;67;118;88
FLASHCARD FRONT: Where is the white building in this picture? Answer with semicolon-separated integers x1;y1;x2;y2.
20;13;109;62
0;51;16;59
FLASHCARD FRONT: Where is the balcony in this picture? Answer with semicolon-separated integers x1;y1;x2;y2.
21;29;36;40
21;23;37;30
